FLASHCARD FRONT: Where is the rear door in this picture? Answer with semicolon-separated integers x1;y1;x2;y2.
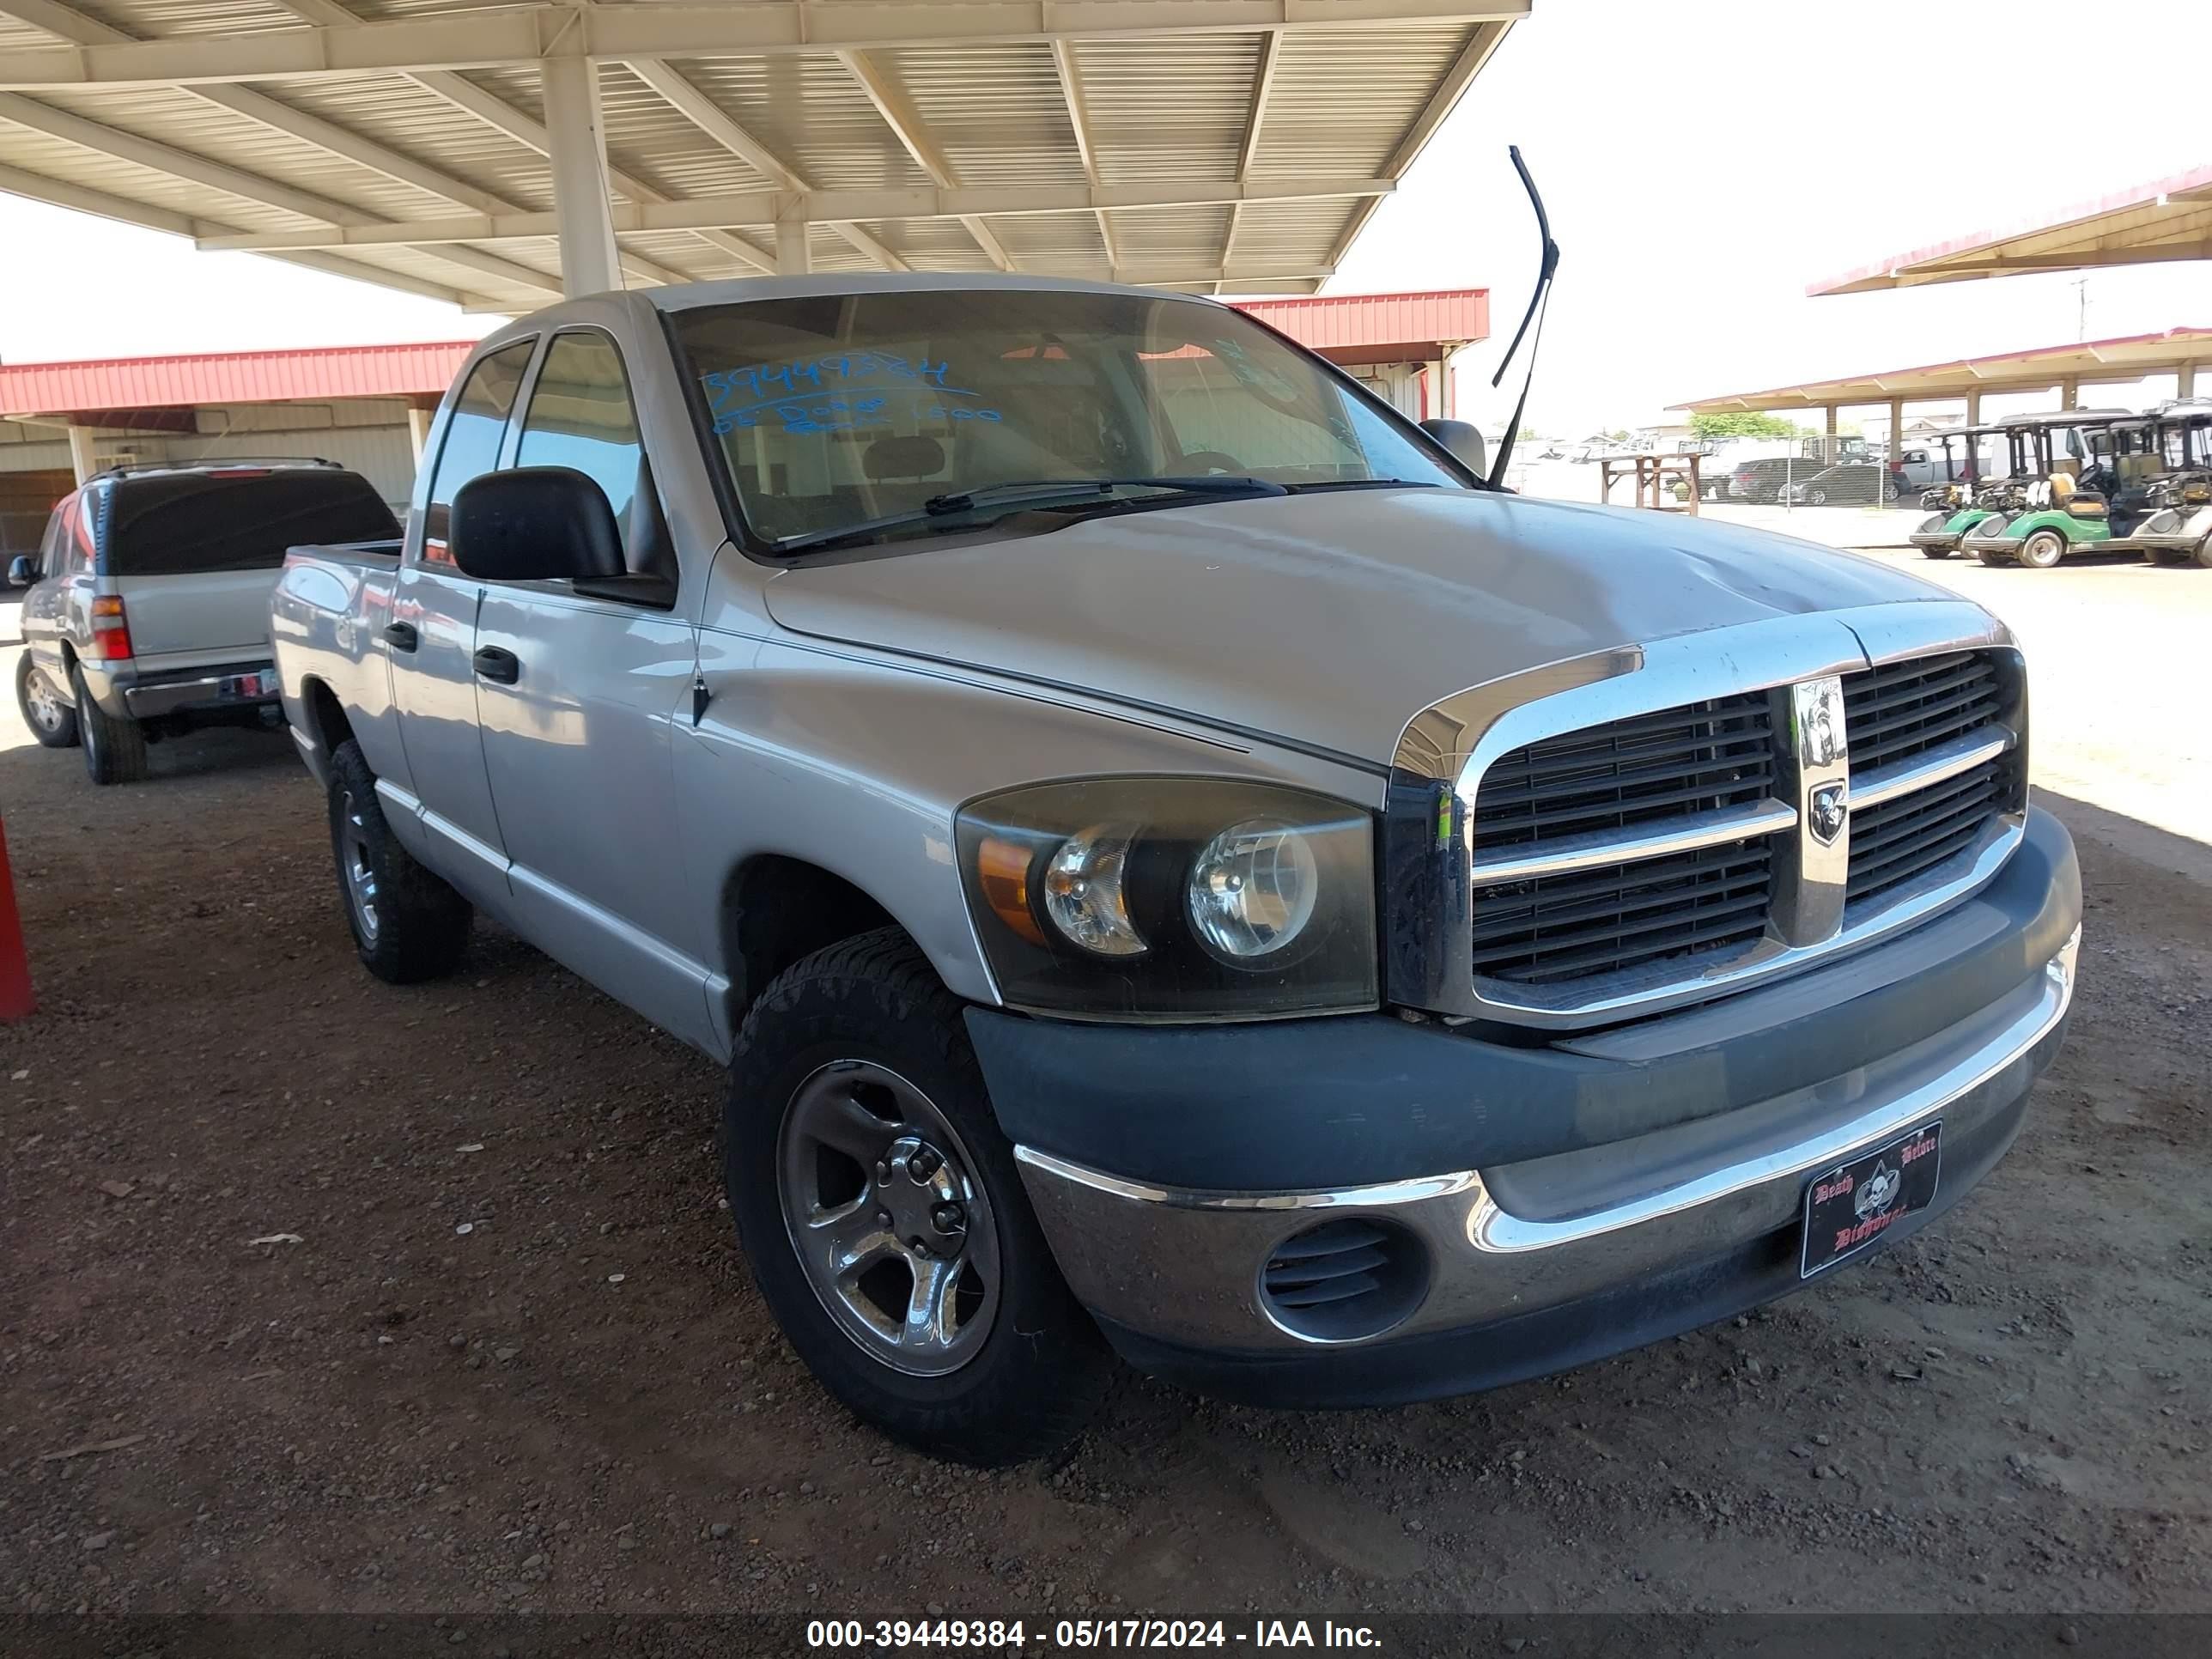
469;328;709;1047
103;469;400;671
388;339;536;901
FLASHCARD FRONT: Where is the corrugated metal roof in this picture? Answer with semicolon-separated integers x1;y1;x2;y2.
0;284;1493;413
0;2;1523;311
1810;163;2212;295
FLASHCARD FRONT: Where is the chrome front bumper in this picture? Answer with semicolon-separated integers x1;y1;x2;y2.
1016;930;2076;1360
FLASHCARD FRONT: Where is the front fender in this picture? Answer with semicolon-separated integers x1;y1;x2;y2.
675;629;1383;1054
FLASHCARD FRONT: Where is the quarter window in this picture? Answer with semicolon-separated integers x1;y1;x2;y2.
516;331;653;568
422;340;533;565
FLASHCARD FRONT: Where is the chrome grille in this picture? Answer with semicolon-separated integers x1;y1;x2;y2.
1459;649;2018;1002
1842;650;2005;770
1469;692;1777;984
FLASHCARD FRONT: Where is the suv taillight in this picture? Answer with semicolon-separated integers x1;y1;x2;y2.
89;594;134;660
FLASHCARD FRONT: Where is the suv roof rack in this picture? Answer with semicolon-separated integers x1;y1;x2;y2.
89;456;344;482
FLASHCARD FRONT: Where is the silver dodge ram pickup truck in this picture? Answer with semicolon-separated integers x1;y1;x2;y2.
272;275;2080;1465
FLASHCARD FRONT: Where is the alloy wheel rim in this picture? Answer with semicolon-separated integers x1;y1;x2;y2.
339;790;380;943
26;669;63;732
776;1060;1000;1376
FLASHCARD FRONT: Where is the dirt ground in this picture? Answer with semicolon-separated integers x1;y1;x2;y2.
2;556;2208;1638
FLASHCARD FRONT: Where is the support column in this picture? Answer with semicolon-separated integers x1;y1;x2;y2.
2179;362;2198;400
1429;356;1451;420
541;55;622;297
66;424;99;485
1887;398;1904;457
2059;379;2079;410
775;215;811;276
1965;388;1982;427
406;404;435;465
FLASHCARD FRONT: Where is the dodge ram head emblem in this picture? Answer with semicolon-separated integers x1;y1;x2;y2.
1808;781;1848;846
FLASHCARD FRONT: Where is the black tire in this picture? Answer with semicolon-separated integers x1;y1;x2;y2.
71;661;148;784
2195;536;2212;570
1920;544;1956;560
1978;544;2016;567
15;652;79;748
2018;528;2067;570
326;737;471;982
725;927;1109;1465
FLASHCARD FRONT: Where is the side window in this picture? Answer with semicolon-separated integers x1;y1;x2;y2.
37;499;69;576
422;340;534;565
515;331;656;572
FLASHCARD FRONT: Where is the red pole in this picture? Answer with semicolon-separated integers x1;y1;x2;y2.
0;816;33;1021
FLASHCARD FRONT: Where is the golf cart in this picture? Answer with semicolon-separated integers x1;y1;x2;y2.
1909;416;2046;558
1963;407;2197;568
1956;409;2140;568
2133;398;2212;566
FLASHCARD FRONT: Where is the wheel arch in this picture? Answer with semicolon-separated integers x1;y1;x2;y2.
717;853;926;1027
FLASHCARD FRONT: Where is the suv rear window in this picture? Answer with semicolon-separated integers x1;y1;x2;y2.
103;470;399;577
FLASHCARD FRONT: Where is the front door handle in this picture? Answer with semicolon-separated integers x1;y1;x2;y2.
471;645;520;684
383;621;418;652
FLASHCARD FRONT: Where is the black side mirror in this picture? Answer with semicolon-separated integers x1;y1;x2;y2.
1420;418;1487;479
6;554;33;588
448;467;624;583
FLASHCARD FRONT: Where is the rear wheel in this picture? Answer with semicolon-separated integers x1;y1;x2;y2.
2018;528;2068;570
725;927;1109;1466
15;653;78;748
71;663;147;785
327;738;471;982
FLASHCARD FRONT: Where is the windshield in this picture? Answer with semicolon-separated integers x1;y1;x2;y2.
672;288;1466;548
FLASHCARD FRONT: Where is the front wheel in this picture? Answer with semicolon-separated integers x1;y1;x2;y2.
326;738;471;982
71;663;147;785
15;653;78;748
1920;544;1956;560
726;928;1109;1466
1978;544;2016;567
2018;528;2068;569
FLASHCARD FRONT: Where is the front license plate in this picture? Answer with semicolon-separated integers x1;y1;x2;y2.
1800;1121;1942;1279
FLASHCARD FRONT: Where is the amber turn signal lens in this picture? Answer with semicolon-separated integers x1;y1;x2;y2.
975;836;1045;945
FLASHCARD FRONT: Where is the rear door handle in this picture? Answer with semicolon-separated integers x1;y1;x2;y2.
471;645;520;684
382;621;418;652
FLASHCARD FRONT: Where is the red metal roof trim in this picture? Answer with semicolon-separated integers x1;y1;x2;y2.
0;339;477;417
1807;162;2212;296
1238;289;1490;353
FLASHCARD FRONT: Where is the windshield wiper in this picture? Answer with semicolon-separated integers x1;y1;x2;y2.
922;475;1286;514
770;475;1286;556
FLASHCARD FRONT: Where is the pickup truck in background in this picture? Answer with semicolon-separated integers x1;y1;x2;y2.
272;275;2080;1465
9;459;398;784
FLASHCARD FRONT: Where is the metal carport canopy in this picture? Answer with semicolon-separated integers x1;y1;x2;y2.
1808;162;2212;295
0;0;1525;312
1673;326;2212;415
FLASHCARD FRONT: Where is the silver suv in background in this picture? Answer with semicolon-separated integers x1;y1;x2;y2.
9;459;398;783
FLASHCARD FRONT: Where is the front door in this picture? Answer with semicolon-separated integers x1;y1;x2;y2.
470;328;710;1048
384;337;537;906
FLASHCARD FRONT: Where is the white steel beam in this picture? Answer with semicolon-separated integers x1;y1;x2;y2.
1221;27;1281;283
1328;16;1513;267
540;52;623;295
837;47;1014;271
0;155;196;235
194;179;1392;250
625;56;800;190
1048;38;1116;270
0;4;1530;90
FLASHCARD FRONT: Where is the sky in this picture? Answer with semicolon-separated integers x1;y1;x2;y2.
0;0;2208;436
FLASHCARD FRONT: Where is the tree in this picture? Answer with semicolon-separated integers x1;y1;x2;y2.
1690;412;1808;441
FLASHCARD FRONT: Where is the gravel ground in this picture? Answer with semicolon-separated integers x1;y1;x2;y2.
1;558;2207;1637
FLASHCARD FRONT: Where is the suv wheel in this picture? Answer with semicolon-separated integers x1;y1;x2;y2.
71;662;148;785
725;927;1109;1465
15;654;79;749
326;738;472;982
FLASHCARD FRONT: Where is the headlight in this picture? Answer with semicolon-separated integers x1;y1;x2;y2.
957;778;1376;1019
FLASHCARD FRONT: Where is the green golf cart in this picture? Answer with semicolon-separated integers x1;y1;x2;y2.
1958;409;2142;568
1966;404;2210;568
1908;418;2039;559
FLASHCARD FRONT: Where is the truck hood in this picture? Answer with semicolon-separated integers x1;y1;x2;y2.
761;488;1954;766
